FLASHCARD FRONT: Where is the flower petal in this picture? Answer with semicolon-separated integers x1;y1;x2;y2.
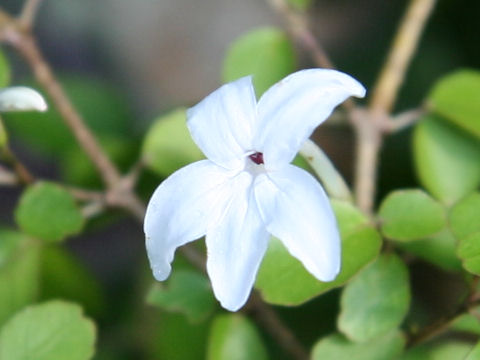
254;69;365;167
0;86;47;112
144;160;237;281
206;171;269;311
254;164;341;281
187;76;257;170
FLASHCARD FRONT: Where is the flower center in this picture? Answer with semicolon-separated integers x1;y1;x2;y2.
248;152;264;165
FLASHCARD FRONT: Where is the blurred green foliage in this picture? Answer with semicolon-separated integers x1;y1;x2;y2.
0;301;96;360
222;27;296;97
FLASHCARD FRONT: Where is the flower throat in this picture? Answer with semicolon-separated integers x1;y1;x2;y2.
249;152;264;165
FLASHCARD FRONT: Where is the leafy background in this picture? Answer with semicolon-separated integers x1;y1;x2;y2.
0;0;480;359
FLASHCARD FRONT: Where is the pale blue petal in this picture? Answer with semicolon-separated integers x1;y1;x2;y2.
187;76;257;170
254;69;365;167
254;164;341;281
144;160;237;281
206;171;269;311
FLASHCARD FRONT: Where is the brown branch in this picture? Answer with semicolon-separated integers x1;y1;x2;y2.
369;0;437;115
4;12;151;220
80;201;106;219
247;293;309;360
384;107;425;133
351;109;382;215
407;291;480;347
0;164;18;185
105;185;146;222
0;146;34;184
64;186;105;202
265;0;357;112
0;11;147;219
353;0;436;214
8;33;122;189
266;0;334;70
122;159;144;192
0;6;122;189
19;0;43;30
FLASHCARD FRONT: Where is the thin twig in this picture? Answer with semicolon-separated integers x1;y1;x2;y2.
8;33;122;189
247;293;309;360
266;0;334;69
4;25;150;219
19;0;43;30
354;0;436;214
0;164;18;185
64;186;105;202
122;159;144;192
369;0;437;115
407;294;480;347
265;0;356;112
351;108;382;215
385;107;425;133
0;146;34;184
105;188;146;222
81;201;105;219
0;10;122;190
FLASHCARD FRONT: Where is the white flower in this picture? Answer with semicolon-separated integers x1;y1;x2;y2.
144;69;365;311
0;86;47;113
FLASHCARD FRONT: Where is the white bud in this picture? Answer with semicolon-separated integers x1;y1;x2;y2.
0;86;48;112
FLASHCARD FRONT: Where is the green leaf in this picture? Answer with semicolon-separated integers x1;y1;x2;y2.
0;300;96;360
222;27;296;96
378;189;446;241
448;193;480;275
311;331;405;360
287;0;312;11
428;69;480;139
332;200;370;235
142;108;203;176
0;49;11;88
338;254;410;342
451;312;480;336
456;232;480;275
466;341;480;360
15;182;85;243
413;114;480;204
0;229;40;327
152;312;210;360
147;270;215;322
0;119;7;148
3;75;132;156
255;201;381;305
397;230;462;272
400;341;474;360
450;192;480;240
0;48;11;146
207;314;268;360
40;246;105;318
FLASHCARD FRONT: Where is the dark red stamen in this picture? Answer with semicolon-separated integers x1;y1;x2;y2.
249;152;264;165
